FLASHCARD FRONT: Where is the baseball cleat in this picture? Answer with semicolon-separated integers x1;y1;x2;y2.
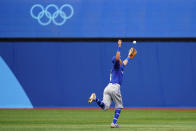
110;123;120;128
88;93;96;103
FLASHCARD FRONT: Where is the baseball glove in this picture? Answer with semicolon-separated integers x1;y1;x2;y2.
129;48;137;59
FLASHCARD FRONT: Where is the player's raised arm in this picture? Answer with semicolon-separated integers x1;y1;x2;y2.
123;47;137;66
116;40;122;61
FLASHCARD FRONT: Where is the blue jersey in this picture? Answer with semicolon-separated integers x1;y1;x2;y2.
109;56;125;85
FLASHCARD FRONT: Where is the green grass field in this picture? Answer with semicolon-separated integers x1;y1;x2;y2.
0;109;196;131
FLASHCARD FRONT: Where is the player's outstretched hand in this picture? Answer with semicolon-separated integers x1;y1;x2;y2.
128;48;137;59
118;40;122;48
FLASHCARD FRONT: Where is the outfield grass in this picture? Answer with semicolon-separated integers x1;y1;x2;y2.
0;109;196;131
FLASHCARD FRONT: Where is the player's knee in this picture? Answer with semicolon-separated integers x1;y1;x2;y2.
103;105;110;110
115;105;123;109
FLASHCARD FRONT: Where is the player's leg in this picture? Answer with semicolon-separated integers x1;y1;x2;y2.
96;85;112;110
88;92;108;110
101;84;113;110
102;93;112;110
95;96;105;109
110;85;123;128
88;85;112;110
111;108;121;128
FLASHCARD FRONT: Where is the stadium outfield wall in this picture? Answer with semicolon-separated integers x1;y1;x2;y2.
0;0;196;38
0;42;196;108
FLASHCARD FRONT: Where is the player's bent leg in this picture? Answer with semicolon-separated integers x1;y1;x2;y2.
88;93;106;109
102;88;112;110
95;98;105;109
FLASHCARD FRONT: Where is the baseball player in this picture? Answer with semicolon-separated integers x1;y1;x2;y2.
88;40;137;128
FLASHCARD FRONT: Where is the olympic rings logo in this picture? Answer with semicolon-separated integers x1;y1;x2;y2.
30;4;74;26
